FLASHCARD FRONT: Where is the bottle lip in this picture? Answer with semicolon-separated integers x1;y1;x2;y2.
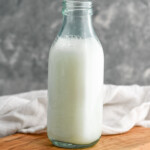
62;0;93;16
64;0;92;4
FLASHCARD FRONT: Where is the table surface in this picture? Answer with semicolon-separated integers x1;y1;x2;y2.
0;127;150;150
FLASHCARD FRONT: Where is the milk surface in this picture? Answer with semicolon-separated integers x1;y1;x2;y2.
47;37;104;145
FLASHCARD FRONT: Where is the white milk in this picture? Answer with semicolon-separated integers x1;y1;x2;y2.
47;37;104;145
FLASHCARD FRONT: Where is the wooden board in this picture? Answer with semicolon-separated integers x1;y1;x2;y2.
0;127;150;150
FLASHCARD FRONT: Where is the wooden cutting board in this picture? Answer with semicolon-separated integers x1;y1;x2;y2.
0;127;150;150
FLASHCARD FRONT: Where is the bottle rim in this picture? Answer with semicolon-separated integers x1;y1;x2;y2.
62;0;93;16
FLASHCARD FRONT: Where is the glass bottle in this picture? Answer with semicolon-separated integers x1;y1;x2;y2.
47;0;104;148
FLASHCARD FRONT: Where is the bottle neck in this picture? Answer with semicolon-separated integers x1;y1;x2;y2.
58;0;95;38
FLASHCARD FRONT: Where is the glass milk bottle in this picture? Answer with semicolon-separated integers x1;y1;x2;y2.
47;0;104;148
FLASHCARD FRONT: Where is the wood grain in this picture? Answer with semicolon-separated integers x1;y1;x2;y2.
0;127;150;150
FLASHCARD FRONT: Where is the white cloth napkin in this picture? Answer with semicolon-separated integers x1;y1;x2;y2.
0;85;150;138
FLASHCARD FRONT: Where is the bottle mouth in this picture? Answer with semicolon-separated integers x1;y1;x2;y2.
62;0;93;16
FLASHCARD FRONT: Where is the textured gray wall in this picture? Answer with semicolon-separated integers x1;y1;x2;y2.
0;0;150;96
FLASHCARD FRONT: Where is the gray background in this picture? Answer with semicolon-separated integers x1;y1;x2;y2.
0;0;150;96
